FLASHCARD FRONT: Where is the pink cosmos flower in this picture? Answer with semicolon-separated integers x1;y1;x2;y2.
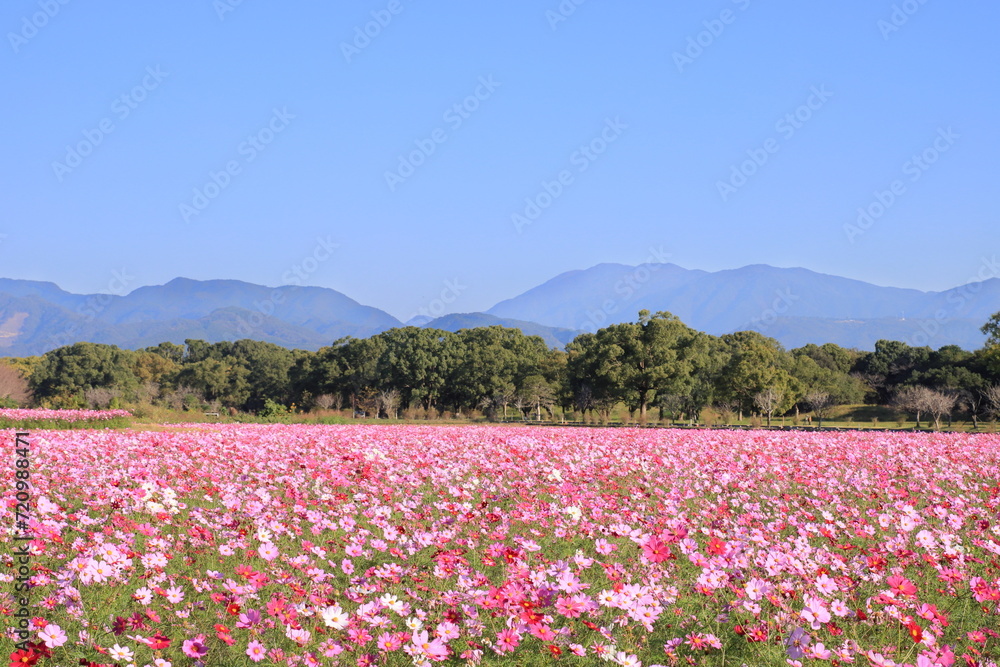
411;629;449;661
38;623;67;648
640;534;671;563
246;640;267;662
182;635;209;658
496;628;520;652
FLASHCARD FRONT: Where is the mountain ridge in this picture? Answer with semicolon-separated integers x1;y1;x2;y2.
0;263;995;356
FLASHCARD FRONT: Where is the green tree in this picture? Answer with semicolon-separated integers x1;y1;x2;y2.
312;337;387;415
518;373;557;420
716;331;794;416
171;358;249;408
573;311;700;423
448;326;549;412
855;339;931;403
375;327;459;410
788;351;866;406
132;351;179;386
982;312;1000;347
227;340;296;410
793;342;862;375
144;341;186;365
30;343;139;404
668;332;726;422
566;332;615;418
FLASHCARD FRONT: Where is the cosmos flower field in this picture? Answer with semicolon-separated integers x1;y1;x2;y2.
0;410;131;423
4;425;1000;666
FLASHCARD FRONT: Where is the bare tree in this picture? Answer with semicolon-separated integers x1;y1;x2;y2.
714;399;739;426
0;363;31;406
162;385;205;411
494;386;515;420
512;394;527;421
894;386;955;430
983;385;1000;423
893;386;929;427
314;393;341;411
924;391;956;430
478;387;515;421
378;389;400;420
658;394;686;424
753;387;785;427
135;381;160;405
804;391;833;427
520;376;555;421
84;387;120;409
956;389;983;430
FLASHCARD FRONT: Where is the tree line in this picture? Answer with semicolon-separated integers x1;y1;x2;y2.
4;309;1000;427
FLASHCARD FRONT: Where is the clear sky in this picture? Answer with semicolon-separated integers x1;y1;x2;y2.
2;1;997;322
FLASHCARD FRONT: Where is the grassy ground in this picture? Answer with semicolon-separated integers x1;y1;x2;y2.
108;403;1000;434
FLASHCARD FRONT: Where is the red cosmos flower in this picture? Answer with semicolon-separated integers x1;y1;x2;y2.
227;602;241;615
707;537;727;556
641;535;671;563
887;574;918;597
906;621;923;643
148;632;171;650
9;649;40;667
547;645;562;657
215;624;235;646
23;644;49;660
867;555;887;571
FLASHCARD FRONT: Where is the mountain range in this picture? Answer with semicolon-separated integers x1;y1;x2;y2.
0;263;995;357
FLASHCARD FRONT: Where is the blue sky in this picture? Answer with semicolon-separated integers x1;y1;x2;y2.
2;1;997;321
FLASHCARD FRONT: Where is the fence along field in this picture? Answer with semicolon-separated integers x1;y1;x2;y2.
4;424;1000;666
